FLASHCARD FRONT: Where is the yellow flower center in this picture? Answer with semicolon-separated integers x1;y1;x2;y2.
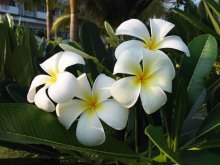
144;38;158;50
137;73;148;84
46;69;59;85
84;96;100;111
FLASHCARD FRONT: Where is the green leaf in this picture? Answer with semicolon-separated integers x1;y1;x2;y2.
79;21;113;79
145;125;184;164
6;84;28;103
203;0;220;35
181;103;220;150
80;21;107;61
9;46;34;85
172;8;220;40
191;138;220;150
197;103;220;137
0;24;7;80
104;21;117;40
0;103;139;160
204;0;220;18
59;43;96;60
179;34;217;107
181;150;220;165
171;78;188;152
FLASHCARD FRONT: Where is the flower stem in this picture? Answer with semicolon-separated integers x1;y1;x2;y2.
92;59;116;79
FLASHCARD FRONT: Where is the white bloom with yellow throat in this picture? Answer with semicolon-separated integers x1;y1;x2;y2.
27;51;85;112
115;18;190;61
56;74;129;146
111;49;175;114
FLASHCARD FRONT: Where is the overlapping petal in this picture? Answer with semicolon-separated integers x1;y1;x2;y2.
114;52;142;75
76;110;105;146
150;18;175;43
140;86;167;114
48;71;78;103
157;36;190;56
115;40;144;61
92;74;115;103
34;88;55;112
111;76;141;108
96;100;129;130
57;51;85;72
142;49;175;80
75;73;92;101
27;75;51;102
40;52;62;75
115;19;150;42
56;100;86;129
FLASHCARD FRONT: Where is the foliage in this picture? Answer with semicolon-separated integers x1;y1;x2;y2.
0;1;220;164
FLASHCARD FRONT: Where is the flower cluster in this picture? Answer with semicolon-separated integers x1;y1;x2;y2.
27;18;189;146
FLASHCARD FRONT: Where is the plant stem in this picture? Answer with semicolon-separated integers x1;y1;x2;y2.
134;107;139;153
146;114;154;159
161;109;172;148
92;59;116;79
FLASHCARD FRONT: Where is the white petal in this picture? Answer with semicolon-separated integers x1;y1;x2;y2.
58;51;85;72
56;100;86;129
40;52;62;75
142;49;175;79
48;71;78;103
140;86;167;114
115;40;145;61
75;74;92;101
96;100;129;130
76;110;105;146
115;19;150;42
111;76;141;108
34;88;55;112
157;36;190;56
92;74;116;103
114;52;142;75
27;75;51;103
147;68;173;93
150;18;175;43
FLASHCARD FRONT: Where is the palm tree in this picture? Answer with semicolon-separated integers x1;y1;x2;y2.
52;0;166;33
69;0;78;41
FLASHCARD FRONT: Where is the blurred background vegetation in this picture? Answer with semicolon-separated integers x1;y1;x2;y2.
0;0;220;164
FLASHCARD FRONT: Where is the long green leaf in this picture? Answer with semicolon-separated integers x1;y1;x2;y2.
9;46;34;85
204;0;220;18
181;103;220;149
0;24;7;80
180;34;217;107
171;78;188;152
0;103;138;160
181;150;220;165
191;138;220;150
172;8;220;40
197;103;220;136
203;0;220;34
145;125;184;164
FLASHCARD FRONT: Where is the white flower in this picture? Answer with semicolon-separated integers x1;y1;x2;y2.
27;51;85;112
115;18;190;61
56;74;129;146
111;49;175;114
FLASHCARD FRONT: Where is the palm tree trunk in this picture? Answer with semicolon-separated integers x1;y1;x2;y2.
70;0;78;41
46;0;51;41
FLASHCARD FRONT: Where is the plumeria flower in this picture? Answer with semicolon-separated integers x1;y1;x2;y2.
27;51;85;112
56;74;129;146
115;18;190;61
111;49;175;114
